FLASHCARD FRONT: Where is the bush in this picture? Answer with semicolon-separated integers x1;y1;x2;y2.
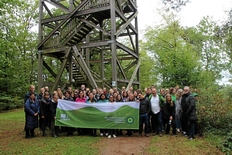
0;93;23;111
194;86;232;136
221;130;232;155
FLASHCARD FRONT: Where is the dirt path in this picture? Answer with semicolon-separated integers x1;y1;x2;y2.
98;132;152;155
97;132;224;155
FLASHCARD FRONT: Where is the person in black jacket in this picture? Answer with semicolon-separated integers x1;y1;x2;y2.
50;93;59;137
138;92;150;137
163;94;176;135
181;86;198;140
40;92;52;136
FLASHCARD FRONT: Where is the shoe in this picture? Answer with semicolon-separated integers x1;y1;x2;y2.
152;133;156;136
108;135;111;138
145;134;149;137
105;133;108;136
43;133;47;136
188;137;193;140
31;132;35;137
159;134;163;137
177;129;180;132
25;135;31;138
113;134;116;138
100;133;103;136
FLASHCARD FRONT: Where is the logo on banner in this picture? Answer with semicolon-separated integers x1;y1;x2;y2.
60;114;70;121
126;116;134;124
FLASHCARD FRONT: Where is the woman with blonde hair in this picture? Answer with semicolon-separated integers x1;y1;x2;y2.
163;94;176;135
175;89;183;133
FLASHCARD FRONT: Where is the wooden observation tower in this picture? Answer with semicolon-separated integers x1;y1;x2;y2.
37;0;139;92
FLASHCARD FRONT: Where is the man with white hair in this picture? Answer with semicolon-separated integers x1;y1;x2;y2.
181;86;198;140
24;85;38;103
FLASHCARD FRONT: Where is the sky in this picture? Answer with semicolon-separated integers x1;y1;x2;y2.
137;0;232;31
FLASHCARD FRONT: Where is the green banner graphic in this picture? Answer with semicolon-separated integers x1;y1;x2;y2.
55;99;139;129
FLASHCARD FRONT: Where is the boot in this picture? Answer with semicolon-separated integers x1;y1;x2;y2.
42;130;47;136
30;129;35;137
25;129;30;138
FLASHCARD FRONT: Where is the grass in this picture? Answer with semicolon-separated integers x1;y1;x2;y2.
0;109;226;155
0;109;100;155
146;134;224;155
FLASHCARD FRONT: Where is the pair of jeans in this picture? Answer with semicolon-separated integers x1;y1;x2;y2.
151;111;162;134
139;114;149;134
175;117;182;129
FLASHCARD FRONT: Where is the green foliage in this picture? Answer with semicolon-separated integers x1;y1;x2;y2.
221;131;232;155
220;9;232;79
196;85;232;135
142;19;201;87
0;0;38;106
0;93;23;111
139;46;158;89
195;17;229;80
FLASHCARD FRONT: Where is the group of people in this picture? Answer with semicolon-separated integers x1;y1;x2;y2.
23;84;198;140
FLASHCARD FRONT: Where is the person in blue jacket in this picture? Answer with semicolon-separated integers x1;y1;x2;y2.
24;92;40;138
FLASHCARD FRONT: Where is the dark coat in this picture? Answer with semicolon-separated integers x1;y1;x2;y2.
181;93;198;121
24;92;38;103
50;100;58;118
25;98;40;130
40;98;52;117
139;97;151;114
162;102;175;120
